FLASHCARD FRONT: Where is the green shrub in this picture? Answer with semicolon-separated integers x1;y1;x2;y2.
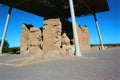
0;40;9;53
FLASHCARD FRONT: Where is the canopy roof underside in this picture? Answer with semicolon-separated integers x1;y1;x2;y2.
0;0;109;18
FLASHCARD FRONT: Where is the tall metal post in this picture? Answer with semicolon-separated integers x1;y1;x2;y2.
93;14;104;50
0;7;12;55
69;0;81;56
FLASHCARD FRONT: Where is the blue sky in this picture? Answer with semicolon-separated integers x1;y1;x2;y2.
0;0;120;47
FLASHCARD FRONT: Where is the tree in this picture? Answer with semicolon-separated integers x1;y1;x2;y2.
0;40;9;53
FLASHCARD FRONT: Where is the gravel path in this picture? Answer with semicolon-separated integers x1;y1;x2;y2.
0;48;120;80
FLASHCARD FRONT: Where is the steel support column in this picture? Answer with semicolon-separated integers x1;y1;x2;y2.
93;14;104;50
0;7;12;55
69;0;81;56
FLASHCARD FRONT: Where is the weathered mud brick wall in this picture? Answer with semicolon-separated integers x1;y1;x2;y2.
43;18;90;52
21;24;31;54
43;18;62;53
61;19;90;52
21;18;90;54
77;26;90;51
21;24;43;54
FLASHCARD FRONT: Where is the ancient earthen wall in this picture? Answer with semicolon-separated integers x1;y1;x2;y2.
21;18;90;54
21;24;31;54
61;19;90;52
20;24;43;54
77;26;90;51
43;18;62;53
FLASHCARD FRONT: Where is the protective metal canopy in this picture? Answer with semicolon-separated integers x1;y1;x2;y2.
0;0;109;18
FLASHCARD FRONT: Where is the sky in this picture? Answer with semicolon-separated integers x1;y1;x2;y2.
0;0;120;47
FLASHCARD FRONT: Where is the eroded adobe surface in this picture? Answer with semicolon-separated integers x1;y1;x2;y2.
20;18;90;54
20;24;43;54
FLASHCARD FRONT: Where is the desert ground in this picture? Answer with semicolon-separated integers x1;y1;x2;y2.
0;47;120;80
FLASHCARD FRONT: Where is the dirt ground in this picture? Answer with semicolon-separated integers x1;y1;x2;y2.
0;47;120;80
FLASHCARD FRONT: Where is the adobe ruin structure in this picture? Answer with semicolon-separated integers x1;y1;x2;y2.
21;18;90;54
0;0;109;55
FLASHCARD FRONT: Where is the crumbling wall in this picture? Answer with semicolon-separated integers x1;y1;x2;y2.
20;24;43;54
61;19;90;52
28;27;43;54
20;24;31;54
20;18;90;54
77;26;90;51
43;18;62;53
61;33;73;54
